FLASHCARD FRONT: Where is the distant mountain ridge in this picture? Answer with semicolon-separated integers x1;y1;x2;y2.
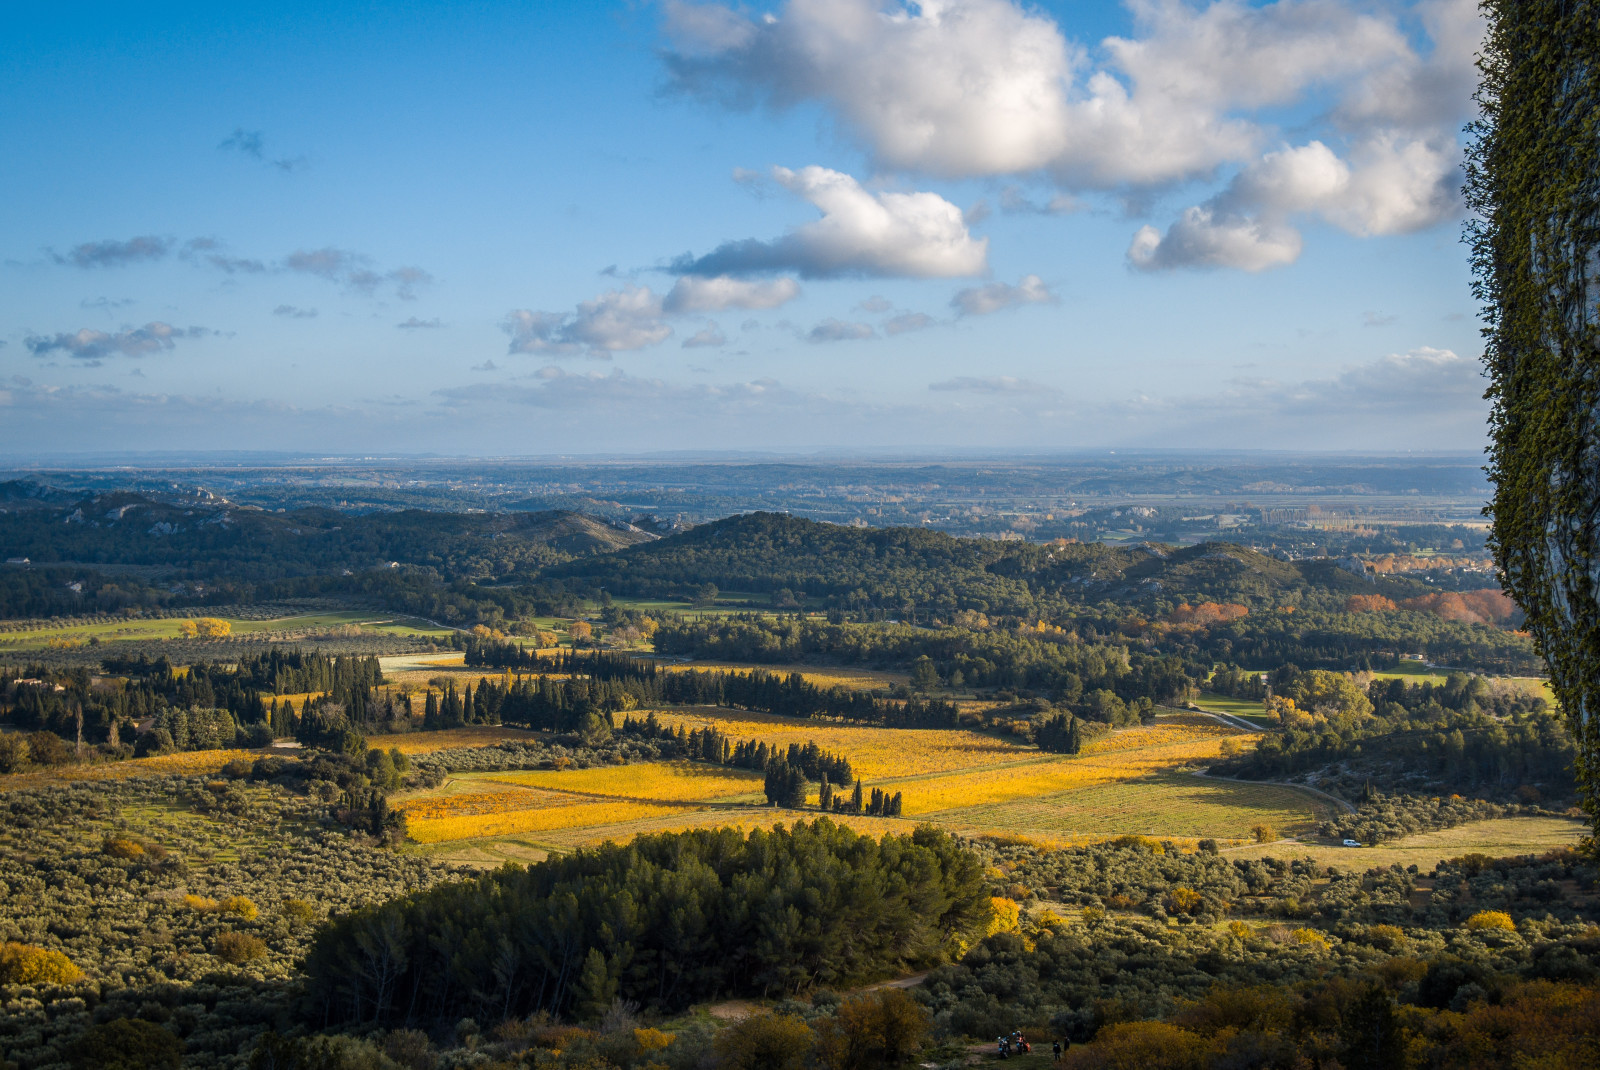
0;480;652;583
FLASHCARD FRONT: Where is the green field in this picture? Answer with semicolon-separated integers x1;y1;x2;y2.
1225;816;1586;872
931;773;1334;840
0;608;454;653
1194;692;1276;727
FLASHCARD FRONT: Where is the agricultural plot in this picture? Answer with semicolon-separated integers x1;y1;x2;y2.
0;607;450;654
643;707;1030;778
935;773;1333;840
1223;815;1587;872
480;761;763;802
394;714;1281;859
0;747;259;790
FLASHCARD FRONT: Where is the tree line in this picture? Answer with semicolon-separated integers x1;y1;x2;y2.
459;643;963;728
302;820;988;1026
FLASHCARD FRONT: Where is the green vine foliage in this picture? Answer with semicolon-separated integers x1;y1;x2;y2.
1468;0;1600;835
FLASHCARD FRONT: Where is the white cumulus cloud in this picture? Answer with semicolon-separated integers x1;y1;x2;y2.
664;0;1484;269
664;275;801;312
675;166;987;279
505;286;672;358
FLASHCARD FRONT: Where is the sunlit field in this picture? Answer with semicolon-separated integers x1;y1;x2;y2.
0;608;451;653
642;706;1030;778
386;713;1296;858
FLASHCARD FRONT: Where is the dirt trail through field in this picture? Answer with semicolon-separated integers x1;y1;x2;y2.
1191;769;1356;814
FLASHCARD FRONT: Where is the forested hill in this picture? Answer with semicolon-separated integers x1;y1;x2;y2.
544;511;1439;615
0;481;653;617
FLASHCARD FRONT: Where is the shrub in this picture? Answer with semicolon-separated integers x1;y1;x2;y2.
714;1013;813;1070
1291;928;1329;950
102;836;145;859
1165;887;1203;915
1062;1021;1211;1070
283;898;317;924
214;931;268;965
1251;824;1275;844
1466;910;1516;932
818;989;931;1069
633;1027;674;1053
25;730;74;766
184;894;220;912
218;895;259;920
68;1019;183;1070
0;942;83;985
0;733;28;773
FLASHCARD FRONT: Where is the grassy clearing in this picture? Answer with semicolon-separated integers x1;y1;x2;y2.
1195;693;1275;727
937;773;1333;840
1224;816;1587;872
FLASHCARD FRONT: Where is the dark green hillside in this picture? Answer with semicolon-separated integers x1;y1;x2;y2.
547;511;1436;612
0;482;651;618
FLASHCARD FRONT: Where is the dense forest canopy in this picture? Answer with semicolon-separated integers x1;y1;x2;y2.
303;820;987;1024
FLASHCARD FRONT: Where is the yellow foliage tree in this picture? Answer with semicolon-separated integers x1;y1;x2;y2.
1466;910;1516;931
0;942;82;985
985;896;1021;936
218;896;258;920
1291;928;1329;950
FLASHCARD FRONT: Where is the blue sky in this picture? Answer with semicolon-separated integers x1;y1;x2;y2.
0;0;1490;455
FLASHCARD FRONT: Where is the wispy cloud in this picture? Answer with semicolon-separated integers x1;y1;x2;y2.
807;319;875;343
951;275;1055;316
683;323;727;348
24;322;214;361
51;236;171;269
930;375;1061;395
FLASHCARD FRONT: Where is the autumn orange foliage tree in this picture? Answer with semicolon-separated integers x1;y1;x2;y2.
1166;603;1249;629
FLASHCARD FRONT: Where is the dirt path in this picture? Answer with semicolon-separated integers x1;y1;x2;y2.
702;970;931;1021
1192;768;1355;815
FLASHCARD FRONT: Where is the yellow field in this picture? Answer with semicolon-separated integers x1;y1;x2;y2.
1079;714;1241;754
406;798;689;844
893;718;1250;816
389;712;1280;859
644;707;1029;779
481;761;762;801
